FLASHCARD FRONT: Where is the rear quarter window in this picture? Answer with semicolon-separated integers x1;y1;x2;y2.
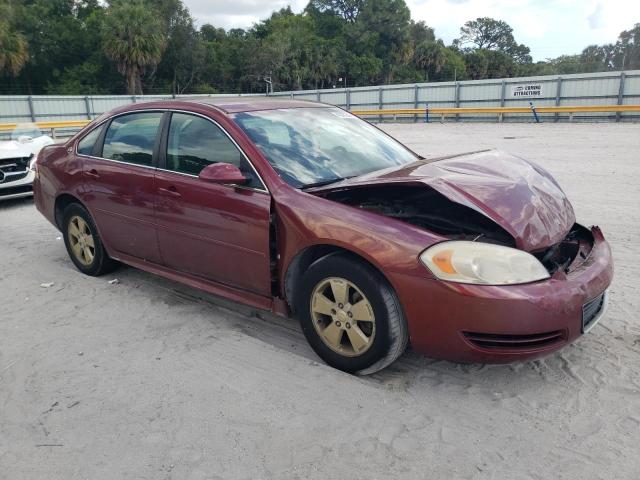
77;126;102;156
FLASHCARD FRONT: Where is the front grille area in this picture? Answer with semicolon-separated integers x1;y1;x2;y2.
0;156;31;185
0;171;29;183
582;292;606;332
463;330;565;351
0;156;30;173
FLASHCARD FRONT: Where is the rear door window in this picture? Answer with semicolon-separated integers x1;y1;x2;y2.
102;112;163;166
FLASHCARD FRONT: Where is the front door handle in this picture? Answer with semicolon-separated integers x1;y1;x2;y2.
158;186;182;199
85;169;100;179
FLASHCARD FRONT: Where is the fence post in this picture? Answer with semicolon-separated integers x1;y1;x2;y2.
617;72;626;122
554;77;562;122
499;80;506;122
378;86;383;123
84;96;92;120
131;95;136;104
454;82;460;122
316;90;321;102
530;102;540;123
27;95;36;122
413;84;419;123
346;88;351;111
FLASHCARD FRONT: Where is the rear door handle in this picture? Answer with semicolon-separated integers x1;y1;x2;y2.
85;169;100;179
158;186;182;199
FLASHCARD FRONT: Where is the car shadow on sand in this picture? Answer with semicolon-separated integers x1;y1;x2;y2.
108;262;573;396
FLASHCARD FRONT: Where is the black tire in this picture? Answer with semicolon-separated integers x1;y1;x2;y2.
62;203;118;276
296;253;408;374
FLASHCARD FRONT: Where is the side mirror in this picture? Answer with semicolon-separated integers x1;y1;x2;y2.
199;163;248;185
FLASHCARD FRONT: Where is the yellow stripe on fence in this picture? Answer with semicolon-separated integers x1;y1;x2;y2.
0;105;639;133
351;105;640;116
0;120;90;132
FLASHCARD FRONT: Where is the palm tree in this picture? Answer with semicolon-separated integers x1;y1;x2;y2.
0;4;29;77
415;40;447;81
102;0;166;95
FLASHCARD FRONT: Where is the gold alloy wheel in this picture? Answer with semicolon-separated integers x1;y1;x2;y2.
310;277;376;357
67;215;96;266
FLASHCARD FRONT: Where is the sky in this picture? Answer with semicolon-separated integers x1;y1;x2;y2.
181;0;640;61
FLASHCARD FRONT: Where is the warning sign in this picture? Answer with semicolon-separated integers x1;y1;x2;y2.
511;84;543;98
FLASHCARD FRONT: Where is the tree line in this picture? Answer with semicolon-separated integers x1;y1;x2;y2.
1;0;639;96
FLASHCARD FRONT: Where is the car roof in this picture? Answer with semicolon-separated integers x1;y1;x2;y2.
179;96;329;114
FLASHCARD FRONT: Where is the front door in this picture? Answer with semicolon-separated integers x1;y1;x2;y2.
154;112;272;296
80;111;163;263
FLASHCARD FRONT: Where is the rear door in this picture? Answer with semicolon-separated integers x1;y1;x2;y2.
80;111;164;263
153;111;272;296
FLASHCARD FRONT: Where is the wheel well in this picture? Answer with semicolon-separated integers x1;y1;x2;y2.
284;245;388;313
54;193;82;229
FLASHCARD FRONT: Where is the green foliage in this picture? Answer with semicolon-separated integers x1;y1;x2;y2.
464;49;519;79
152;0;204;94
102;0;167;94
456;17;531;64
13;0;104;90
1;1;638;95
47;61;113;94
310;0;364;23
0;1;29;76
615;24;640;69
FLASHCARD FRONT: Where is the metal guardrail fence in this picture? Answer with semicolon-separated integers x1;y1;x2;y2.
276;70;640;121
1;70;639;137
2;104;639;140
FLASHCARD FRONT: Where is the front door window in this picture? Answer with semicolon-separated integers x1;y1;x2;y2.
166;113;263;189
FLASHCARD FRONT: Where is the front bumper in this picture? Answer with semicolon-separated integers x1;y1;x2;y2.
390;226;614;363
0;169;35;200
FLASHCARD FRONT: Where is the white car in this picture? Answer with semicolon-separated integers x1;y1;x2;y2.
0;124;54;201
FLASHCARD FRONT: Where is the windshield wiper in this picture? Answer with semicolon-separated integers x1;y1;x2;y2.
301;176;354;190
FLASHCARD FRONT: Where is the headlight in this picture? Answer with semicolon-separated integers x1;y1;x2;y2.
420;241;550;285
28;154;37;172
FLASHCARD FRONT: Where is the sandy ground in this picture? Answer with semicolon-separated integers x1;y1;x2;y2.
1;122;639;480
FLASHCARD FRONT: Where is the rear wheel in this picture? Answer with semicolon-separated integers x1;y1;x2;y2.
296;254;408;374
62;203;118;276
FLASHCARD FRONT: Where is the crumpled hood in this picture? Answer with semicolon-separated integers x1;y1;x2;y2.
0;141;33;159
0;136;54;160
312;150;576;252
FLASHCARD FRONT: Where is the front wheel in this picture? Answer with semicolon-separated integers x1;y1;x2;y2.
296;254;408;374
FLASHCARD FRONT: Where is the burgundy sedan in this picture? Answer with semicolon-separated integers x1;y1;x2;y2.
33;98;613;374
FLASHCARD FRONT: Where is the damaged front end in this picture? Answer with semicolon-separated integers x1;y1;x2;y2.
532;224;596;277
309;150;593;279
317;184;595;278
318;185;516;247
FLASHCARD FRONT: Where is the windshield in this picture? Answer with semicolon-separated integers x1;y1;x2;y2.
232;107;417;188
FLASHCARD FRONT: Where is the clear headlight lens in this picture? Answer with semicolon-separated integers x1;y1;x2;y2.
420;241;550;285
